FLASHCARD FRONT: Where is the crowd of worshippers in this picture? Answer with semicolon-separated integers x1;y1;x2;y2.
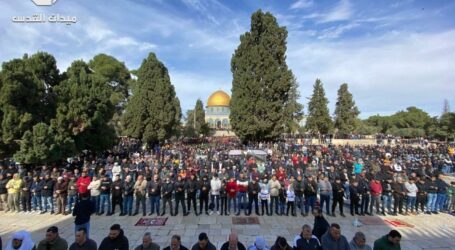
0;142;454;217
2;221;404;250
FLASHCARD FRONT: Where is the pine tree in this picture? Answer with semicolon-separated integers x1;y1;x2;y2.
122;53;181;145
14;122;60;164
334;83;360;137
305;79;332;135
186;99;209;136
88;54;131;135
230;10;297;142
284;74;304;134
52;60;116;156
0;52;59;157
443;99;450;115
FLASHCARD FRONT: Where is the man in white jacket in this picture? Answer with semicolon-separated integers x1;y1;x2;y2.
210;174;221;215
112;162;122;179
87;176;101;215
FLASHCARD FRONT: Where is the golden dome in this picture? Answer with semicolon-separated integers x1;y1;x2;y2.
207;90;230;107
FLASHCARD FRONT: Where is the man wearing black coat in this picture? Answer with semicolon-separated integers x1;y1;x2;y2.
303;176;318;216
392;177;406;215
293;175;305;216
98;224;129;250
147;174;161;216
331;178;345;217
349;179;360;216
174;175;188;216
199;175;211;215
20;176;32;213
111;174;124;215
312;209;329;243
163;235;189;250
220;232;246;250
41;174;55;214
296;224;321;250
0;174;8;211
185;174;199;215
191;233;216;250
357;173;370;216
73;193;96;237
247;177;260;215
161;176;174;216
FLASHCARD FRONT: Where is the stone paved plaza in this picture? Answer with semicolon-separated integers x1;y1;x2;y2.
1;209;455;250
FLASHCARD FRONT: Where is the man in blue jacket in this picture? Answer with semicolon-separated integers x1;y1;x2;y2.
321;223;350;250
295;224;321;250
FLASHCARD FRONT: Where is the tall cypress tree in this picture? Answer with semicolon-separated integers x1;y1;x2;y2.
284;74;304;134
334;83;360;137
230;10;297;142
305;79;332;135
122;52;181;145
187;99;206;132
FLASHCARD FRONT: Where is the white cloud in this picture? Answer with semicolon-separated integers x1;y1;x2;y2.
181;0;232;25
290;0;314;10
103;36;157;51
287;30;455;117
317;22;359;39
84;18;115;42
293;0;353;24
319;0;353;23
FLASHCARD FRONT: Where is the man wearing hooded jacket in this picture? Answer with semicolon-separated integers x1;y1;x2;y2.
98;224;129;250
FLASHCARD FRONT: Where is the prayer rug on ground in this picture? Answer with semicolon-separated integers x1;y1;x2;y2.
384;219;414;228
232;217;260;225
135;217;168;226
359;216;386;225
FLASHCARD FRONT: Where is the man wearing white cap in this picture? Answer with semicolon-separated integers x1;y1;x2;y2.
247;236;269;250
5;230;35;250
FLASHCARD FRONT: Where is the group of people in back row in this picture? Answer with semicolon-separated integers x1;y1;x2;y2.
1;163;454;220
2;220;403;250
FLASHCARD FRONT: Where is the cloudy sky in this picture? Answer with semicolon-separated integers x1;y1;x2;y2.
1;0;454;118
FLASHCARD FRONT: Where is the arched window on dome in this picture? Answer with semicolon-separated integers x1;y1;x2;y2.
215;119;221;129
222;119;229;128
207;118;214;128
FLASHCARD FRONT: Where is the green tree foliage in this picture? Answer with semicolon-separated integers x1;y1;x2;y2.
354;119;379;135
14;123;60;164
392;107;431;129
305;79;333;135
52;60;116;155
122;53;181;144
334;83;360;137
183;110;197;138
363;115;393;134
284;75;304;134
186;99;209;137
443;99;450;114
427;112;455;140
88;54;130;107
88;54;131;135
0;52;59;156
364;107;433;138
230;10;297;142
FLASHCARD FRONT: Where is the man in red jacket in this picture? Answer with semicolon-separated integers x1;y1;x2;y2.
76;171;91;199
276;167;286;182
369;178;383;215
226;177;237;215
